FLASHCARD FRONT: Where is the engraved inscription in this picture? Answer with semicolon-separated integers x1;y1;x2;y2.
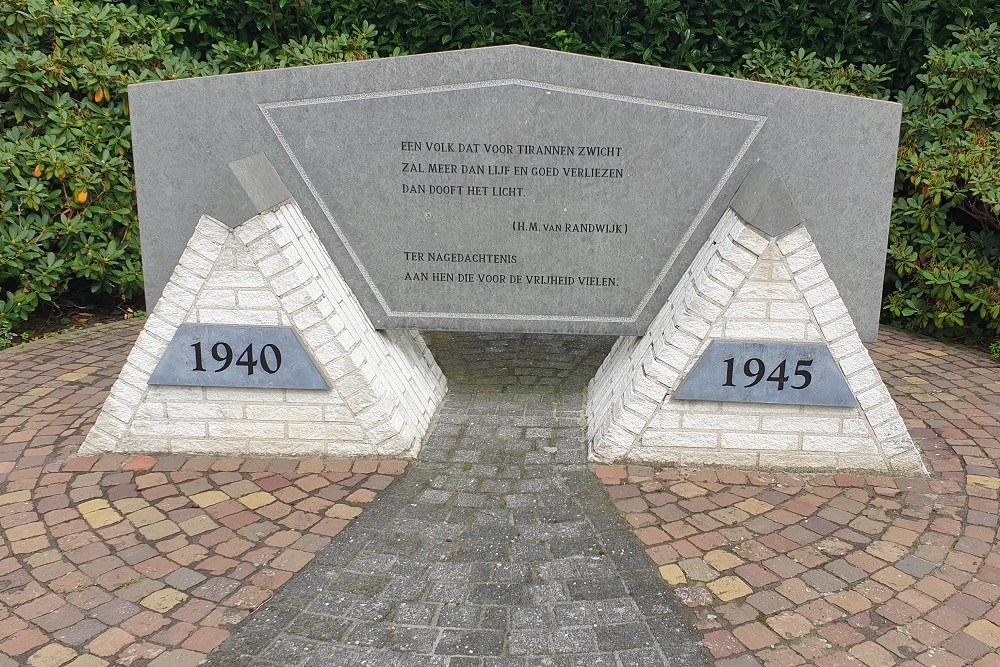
148;324;329;390
675;341;856;407
261;81;765;331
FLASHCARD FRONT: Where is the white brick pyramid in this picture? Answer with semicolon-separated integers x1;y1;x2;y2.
81;202;446;458
588;209;926;475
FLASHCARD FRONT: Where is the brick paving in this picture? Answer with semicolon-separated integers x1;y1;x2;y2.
0;321;409;666
2;321;999;665
597;328;1000;666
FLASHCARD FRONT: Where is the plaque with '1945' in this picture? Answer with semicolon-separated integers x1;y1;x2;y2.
674;340;856;407
148;324;329;390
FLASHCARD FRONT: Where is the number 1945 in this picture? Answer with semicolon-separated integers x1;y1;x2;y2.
722;357;812;391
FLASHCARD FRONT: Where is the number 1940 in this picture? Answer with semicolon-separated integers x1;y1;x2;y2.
722;357;812;391
191;341;282;375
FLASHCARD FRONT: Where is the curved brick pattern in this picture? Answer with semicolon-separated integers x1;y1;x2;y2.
599;330;1000;667
873;329;1000;483
81;201;446;458
589;210;925;475
0;322;407;666
4;315;999;666
204;333;710;666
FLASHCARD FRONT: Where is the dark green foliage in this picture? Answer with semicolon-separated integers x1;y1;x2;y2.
5;0;1000;350
738;45;893;98
0;0;375;344
885;25;1000;340
0;0;195;341
883;216;999;338
737;33;1000;343
129;0;999;89
895;25;1000;232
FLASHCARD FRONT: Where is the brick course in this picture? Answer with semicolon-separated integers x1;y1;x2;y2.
588;209;925;475
81;202;446;458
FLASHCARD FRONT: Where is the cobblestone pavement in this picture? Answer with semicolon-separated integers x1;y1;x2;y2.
0;321;410;667
597;328;1000;667
2;321;1000;666
205;332;709;666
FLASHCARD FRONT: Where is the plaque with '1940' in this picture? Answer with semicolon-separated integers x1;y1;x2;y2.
148;324;329;390
675;340;856;407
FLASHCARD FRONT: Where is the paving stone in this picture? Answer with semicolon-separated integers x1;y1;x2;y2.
199;333;707;665
146;648;208;667
708;576;754;601
963;619;1000;649
7;316;1000;667
733;622;780;651
747;590;794;615
52;619;108;647
678;558;719;583
190;491;229;509
25;643;76;667
63;657;109;667
85;627;133;658
183;627;230;653
0;627;46;657
765;612;812;640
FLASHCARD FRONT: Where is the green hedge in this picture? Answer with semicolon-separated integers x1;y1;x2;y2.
738;28;1000;343
132;0;999;90
885;25;1000;339
3;0;999;347
0;0;376;345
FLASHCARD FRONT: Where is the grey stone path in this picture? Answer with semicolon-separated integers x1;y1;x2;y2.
205;333;708;666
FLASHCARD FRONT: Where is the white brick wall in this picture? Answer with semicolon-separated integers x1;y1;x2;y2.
587;209;926;476
82;202;447;458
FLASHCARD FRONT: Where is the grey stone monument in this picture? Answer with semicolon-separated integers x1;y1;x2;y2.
98;46;926;474
129;45;900;339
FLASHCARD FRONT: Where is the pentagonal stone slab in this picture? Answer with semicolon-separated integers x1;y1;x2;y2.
261;82;762;331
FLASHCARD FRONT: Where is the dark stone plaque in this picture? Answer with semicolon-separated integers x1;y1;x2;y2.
148;324;329;390
674;340;855;407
